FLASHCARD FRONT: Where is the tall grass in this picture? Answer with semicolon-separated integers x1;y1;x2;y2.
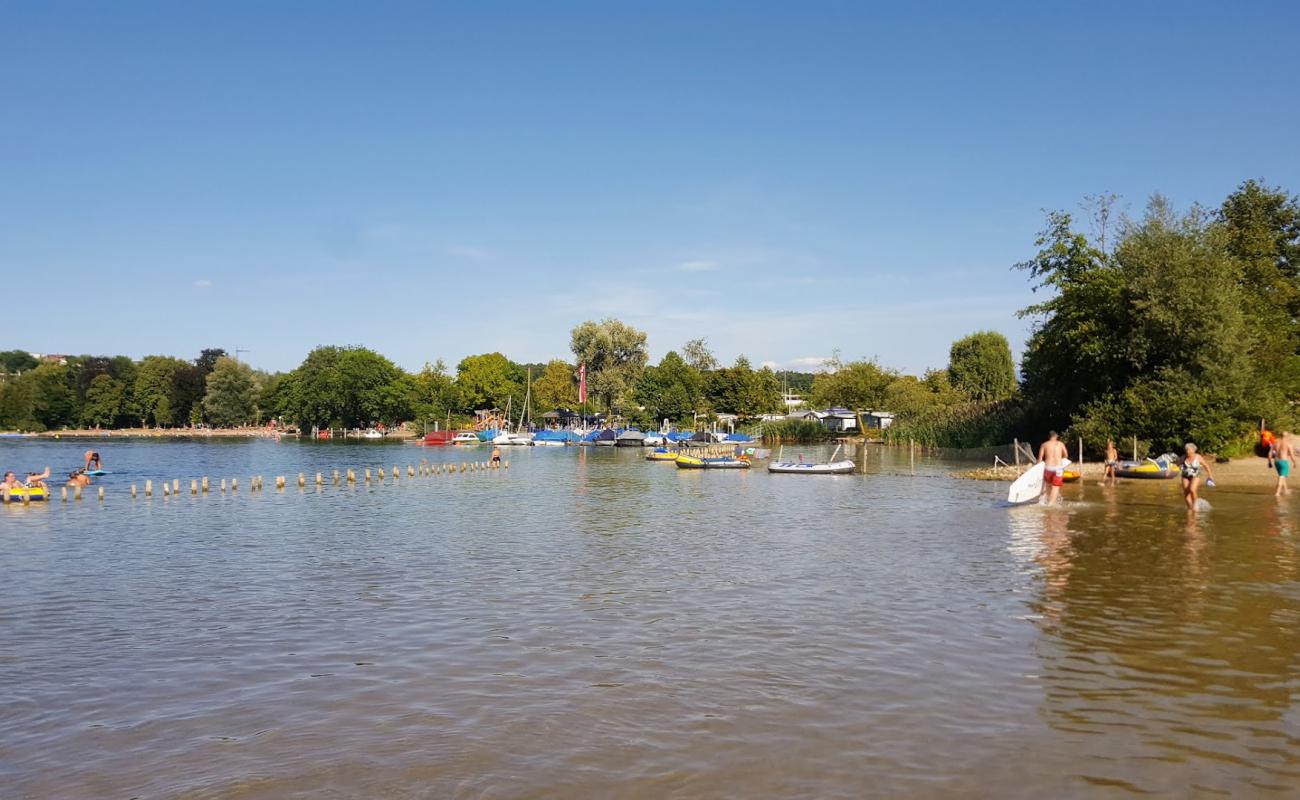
760;419;832;443
883;400;1025;449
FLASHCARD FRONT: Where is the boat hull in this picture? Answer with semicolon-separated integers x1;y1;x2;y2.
768;460;855;475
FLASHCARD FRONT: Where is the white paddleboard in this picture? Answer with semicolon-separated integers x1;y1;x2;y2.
1008;462;1045;504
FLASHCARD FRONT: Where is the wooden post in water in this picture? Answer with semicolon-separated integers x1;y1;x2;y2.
162;482;169;497
191;479;198;495
172;479;179;495
276;476;286;490
460;463;467;473
1013;439;1020;467
503;460;509;470
407;465;414;478
61;486;68;502
98;486;104;503
316;472;323;487
333;470;340;486
220;479;226;493
231;478;237;492
146;480;153;497
392;466;399;480
131;484;138;498
347;469;355;483
298;473;305;488
365;468;371;483
202;476;209;493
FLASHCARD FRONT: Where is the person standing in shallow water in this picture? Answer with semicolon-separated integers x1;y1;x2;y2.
490;446;501;466
1037;431;1069;505
1179;443;1215;511
1274;432;1293;497
1103;439;1119;484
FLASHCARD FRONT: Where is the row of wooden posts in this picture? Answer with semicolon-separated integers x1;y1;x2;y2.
11;459;510;506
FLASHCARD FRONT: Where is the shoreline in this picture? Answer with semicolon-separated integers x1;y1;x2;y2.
1;427;416;441
956;458;1286;488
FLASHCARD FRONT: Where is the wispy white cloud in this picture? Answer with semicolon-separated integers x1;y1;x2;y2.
785;356;834;371
445;244;493;261
675;259;720;273
194;279;212;290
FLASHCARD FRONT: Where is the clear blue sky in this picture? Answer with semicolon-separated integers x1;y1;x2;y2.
4;1;1298;375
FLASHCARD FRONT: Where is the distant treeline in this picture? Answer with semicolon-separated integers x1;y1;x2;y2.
7;178;1291;450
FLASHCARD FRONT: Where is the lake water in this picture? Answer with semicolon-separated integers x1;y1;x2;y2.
1;438;1297;798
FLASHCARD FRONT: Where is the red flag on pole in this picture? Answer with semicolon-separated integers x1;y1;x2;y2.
578;363;587;404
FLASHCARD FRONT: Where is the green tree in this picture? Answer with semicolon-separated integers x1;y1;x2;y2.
25;363;77;430
82;374;126;428
569;318;649;413
1017;195;1274;451
203;357;258;427
807;357;894;409
278;346;414;429
531;359;578;412
681;337;719;371
948;331;1017;402
0;350;38;375
637;350;705;422
132;356;188;427
410;360;460;431
455;352;520;411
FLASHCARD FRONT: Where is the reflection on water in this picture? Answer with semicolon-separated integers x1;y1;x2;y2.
1;439;1298;797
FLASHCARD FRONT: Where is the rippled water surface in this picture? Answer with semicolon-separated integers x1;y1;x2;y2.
2;438;1298;798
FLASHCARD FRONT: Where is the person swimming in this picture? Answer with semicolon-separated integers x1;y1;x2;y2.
24;467;50;488
67;469;92;488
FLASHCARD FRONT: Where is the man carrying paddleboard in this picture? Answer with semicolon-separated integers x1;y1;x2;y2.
1037;431;1069;505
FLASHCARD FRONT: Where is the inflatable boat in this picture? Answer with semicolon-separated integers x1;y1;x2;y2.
1115;458;1178;479
767;460;855;475
675;454;751;470
3;486;50;502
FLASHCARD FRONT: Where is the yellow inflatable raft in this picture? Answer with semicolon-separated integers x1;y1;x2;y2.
3;486;50;502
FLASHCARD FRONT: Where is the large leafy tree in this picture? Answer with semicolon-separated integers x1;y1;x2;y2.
203;357;258;427
808;357;894;409
82;374;126;428
948;331;1017;402
531;359;578;413
455;352;520;412
277;346;414;429
0;350;38;375
1018;195;1282;451
637;350;705;422
569;318;649;413
132;356;189;427
409;360;460;429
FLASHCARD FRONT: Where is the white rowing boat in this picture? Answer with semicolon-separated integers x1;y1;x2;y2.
767;459;855;475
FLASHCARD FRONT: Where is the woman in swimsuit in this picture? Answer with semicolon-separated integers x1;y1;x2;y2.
1179;443;1215;510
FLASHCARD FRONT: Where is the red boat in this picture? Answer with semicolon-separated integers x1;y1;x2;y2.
423;431;455;446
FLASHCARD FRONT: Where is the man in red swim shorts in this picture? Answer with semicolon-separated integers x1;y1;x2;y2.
1038;431;1069;505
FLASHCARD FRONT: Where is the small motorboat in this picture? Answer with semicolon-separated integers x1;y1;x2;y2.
1116;456;1179;479
675;454;751;470
3;486;50;502
589;428;618;447
645;448;678;461
451;432;482;446
422;431;454;446
362;429;385;440
615;429;648;447
493;431;534;446
533;430;580;447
